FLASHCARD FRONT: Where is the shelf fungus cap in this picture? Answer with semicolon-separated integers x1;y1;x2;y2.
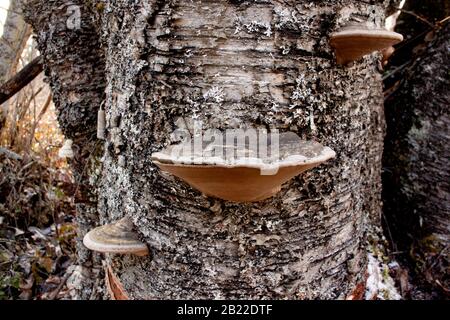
83;217;149;256
151;131;336;202
330;26;403;65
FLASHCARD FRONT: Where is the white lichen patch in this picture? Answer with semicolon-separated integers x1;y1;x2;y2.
234;18;272;37
203;86;226;103
273;6;300;31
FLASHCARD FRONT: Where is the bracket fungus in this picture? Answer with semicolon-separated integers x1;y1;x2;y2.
330;26;403;65
151;132;336;202
83;217;149;256
58;139;74;158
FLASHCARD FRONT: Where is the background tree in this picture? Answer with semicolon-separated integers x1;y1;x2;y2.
383;0;450;298
0;0;31;131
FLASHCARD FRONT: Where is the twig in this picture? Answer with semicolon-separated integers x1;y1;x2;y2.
426;245;449;272
48;268;74;300
396;8;435;28
0;56;44;105
0;147;22;160
383;61;410;80
26;93;53;151
438;16;450;26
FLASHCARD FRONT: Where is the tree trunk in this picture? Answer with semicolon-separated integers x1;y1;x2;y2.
0;0;32;131
98;0;389;300
0;0;31;83
383;4;450;296
26;0;392;299
23;0;107;299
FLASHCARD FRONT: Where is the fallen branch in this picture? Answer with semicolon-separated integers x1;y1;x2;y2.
0;56;43;105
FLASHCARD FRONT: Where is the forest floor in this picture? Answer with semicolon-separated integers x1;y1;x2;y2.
0;151;77;299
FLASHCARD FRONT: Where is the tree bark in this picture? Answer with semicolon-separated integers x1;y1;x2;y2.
24;0;396;299
23;0;107;299
0;0;31;83
383;13;450;295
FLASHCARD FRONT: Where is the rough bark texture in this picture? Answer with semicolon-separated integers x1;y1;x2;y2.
23;0;107;299
383;20;450;292
97;0;390;299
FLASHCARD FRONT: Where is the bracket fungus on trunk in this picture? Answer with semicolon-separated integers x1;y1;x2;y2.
330;25;403;65
83;217;149;256
151;132;336;202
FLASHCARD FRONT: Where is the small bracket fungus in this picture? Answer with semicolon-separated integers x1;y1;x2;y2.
83;217;149;256
58;139;74;158
151;132;336;202
330;26;403;65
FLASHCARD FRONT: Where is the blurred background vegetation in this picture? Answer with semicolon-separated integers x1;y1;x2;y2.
0;0;77;300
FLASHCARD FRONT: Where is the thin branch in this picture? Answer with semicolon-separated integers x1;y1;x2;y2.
396;8;435;28
26;93;53;152
438;16;450;26
0;56;43;105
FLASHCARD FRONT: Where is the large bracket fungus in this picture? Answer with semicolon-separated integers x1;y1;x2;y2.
83;217;149;256
151;132;336;202
330;25;403;65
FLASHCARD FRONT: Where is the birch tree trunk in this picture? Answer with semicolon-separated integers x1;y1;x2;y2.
0;0;32;131
383;3;450;295
25;0;393;299
0;0;31;82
